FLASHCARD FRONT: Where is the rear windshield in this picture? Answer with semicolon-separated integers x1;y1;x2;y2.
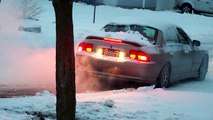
102;24;158;44
103;24;129;32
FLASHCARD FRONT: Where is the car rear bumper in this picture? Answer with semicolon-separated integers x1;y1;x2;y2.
76;55;162;84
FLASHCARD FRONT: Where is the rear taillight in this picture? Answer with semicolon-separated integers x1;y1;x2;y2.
138;51;149;62
78;43;85;52
129;50;138;59
77;42;93;53
129;50;150;62
85;43;93;52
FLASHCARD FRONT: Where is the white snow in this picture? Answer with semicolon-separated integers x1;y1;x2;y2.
1;0;213;120
0;85;213;120
87;31;153;46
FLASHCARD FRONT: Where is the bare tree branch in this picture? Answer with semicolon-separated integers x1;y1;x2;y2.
11;0;44;19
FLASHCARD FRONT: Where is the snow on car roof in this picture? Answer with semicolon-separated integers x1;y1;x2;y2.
88;31;154;46
109;17;181;33
87;19;181;46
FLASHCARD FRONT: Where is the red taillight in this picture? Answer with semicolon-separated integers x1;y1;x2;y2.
85;43;93;52
129;50;150;62
138;51;150;62
78;42;93;53
104;37;122;43
78;43;85;52
129;50;138;59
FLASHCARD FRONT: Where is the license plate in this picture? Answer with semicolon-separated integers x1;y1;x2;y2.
104;49;119;57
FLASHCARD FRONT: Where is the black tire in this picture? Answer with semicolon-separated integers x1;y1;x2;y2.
181;4;193;13
197;56;209;81
156;65;170;88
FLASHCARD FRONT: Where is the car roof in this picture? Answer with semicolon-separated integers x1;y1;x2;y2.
107;18;181;33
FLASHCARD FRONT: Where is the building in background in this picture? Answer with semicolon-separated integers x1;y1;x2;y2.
80;0;178;11
156;0;177;10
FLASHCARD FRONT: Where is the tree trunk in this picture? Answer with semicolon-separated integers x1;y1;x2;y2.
52;0;76;120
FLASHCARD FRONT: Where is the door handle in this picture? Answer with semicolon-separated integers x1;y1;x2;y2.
206;1;210;4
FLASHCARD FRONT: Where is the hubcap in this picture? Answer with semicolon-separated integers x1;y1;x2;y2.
200;59;208;78
161;68;169;88
183;6;190;13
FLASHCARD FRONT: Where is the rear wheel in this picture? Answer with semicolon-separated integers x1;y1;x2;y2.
181;4;193;13
197;56;209;81
156;65;170;88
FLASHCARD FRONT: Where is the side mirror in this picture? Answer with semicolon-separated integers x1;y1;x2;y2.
192;40;200;46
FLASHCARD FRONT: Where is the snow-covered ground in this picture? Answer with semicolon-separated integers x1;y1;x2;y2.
1;0;213;120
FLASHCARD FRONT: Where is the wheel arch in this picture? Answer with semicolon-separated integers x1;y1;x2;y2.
181;2;194;9
155;62;171;88
162;62;171;72
157;62;172;79
196;54;209;80
200;54;209;68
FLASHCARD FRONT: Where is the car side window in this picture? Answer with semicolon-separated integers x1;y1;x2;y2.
177;28;191;45
166;27;179;43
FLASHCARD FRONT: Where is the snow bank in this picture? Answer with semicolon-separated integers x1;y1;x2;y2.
0;91;56;120
1;85;213;120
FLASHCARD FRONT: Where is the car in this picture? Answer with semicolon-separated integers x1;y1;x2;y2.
177;0;213;14
76;22;209;88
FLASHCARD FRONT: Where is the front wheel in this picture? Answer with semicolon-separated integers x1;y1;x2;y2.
197;56;209;81
181;4;193;13
156;65;170;88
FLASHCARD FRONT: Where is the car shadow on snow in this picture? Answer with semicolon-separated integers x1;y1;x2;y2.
168;75;213;93
175;9;213;18
76;76;148;93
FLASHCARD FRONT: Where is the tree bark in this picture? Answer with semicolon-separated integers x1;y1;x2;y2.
52;0;76;120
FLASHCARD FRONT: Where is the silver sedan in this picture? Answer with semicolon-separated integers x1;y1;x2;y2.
76;23;209;88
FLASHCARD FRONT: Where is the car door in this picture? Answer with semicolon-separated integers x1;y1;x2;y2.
164;27;183;81
176;28;196;78
210;0;213;12
194;0;211;12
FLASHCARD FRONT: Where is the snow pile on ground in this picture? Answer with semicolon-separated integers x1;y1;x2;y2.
0;91;56;120
0;85;213;120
